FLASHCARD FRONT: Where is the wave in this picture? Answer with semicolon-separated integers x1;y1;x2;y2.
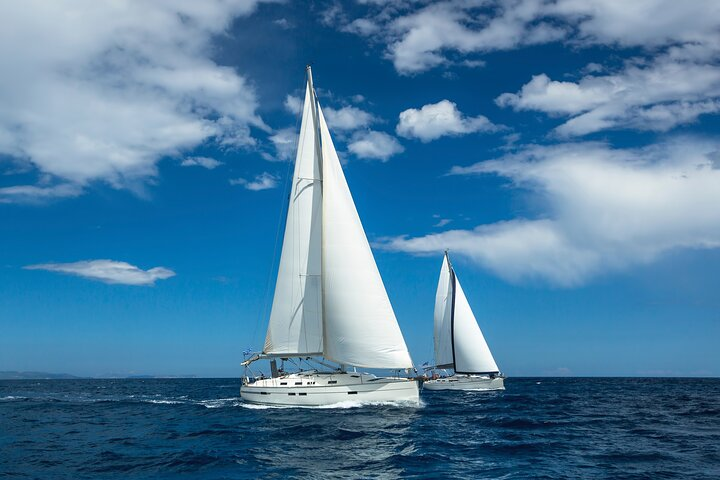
0;393;244;408
0;395;28;401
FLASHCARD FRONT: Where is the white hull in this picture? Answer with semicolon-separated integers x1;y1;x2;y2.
240;372;419;406
423;374;505;391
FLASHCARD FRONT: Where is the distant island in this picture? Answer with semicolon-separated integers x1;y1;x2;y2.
0;371;81;380
0;371;197;380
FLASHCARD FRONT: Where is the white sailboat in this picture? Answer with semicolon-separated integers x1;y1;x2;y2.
424;252;505;391
240;66;419;406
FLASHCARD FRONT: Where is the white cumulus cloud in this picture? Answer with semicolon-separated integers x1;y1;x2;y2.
24;260;175;286
230;172;279;191
348;131;404;161
497;50;720;136
0;183;84;204
323;106;376;131
266;127;298;162
397;100;499;142
0;1;269;202
382;138;720;286
343;0;720;73
284;94;303;115
181;156;223;169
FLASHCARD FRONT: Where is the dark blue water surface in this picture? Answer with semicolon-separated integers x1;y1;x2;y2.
1;378;719;479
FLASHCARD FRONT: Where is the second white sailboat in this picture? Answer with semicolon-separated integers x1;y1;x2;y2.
424;252;505;391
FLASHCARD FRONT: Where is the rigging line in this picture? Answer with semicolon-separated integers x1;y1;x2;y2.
251;69;306;350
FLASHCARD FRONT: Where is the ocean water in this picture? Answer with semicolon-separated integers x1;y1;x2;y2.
1;378;719;479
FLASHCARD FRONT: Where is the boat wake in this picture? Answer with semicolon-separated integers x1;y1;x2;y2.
0;393;244;409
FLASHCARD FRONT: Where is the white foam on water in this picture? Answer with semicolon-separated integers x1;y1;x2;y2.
197;398;240;408
145;399;184;405
0;395;27;401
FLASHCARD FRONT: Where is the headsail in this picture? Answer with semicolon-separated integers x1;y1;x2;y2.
263;81;323;356
452;272;499;374
319;107;413;369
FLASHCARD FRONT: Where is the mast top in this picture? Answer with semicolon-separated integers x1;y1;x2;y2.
306;65;314;90
444;249;453;270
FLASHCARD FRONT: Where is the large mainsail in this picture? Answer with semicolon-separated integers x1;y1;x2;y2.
263;69;413;370
263;83;323;356
319;107;413;369
434;254;499;374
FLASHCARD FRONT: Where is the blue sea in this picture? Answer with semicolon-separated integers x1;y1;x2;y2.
1;378;719;479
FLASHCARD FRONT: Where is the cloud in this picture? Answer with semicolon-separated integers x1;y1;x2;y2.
343;18;381;36
396;100;499;142
347;0;565;74
284;94;303;115
0;1;269;202
281;94;389;163
546;0;720;48
273;18;292;29
342;0;720;74
0;183;83;204
497;51;720;136
24;260;175;286
382;138;720;286
267;127;298;161
347;130;404;161
230;172;279;191
181;156;223;169
323;106;376;131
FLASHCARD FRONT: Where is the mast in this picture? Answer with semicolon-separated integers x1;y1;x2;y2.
262;67;324;357
306;65;323;181
307;65;327;358
447;251;458;371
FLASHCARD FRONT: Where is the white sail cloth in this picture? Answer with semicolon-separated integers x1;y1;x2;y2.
434;255;454;368
434;255;499;373
264;83;323;355
263;75;413;370
319;107;413;369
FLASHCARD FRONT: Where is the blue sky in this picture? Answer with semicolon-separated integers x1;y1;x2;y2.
1;0;719;377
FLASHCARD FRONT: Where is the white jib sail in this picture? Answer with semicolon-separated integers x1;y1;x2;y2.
318;107;414;369
263;83;323;355
452;270;500;374
434;255;454;368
